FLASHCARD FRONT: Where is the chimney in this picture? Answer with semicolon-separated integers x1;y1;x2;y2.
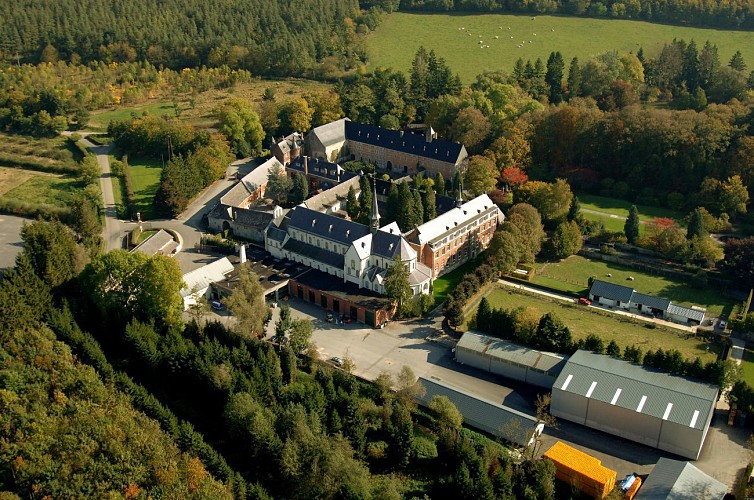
304;156;309;177
239;244;246;264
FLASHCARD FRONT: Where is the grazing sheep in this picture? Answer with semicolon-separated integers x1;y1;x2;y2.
495;35;499;39
607;273;612;277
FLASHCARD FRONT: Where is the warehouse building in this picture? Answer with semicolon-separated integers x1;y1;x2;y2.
455;331;568;389
417;377;543;448
635;457;727;499
550;351;719;460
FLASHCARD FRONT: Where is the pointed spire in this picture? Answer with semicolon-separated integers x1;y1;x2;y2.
369;174;380;234
456;171;463;208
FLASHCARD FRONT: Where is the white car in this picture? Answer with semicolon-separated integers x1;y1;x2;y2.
330;357;344;367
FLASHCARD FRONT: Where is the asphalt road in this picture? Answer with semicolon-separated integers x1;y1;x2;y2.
0;214;28;273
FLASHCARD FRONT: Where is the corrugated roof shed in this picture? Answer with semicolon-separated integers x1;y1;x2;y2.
667;304;706;323
589;280;635;303
459;331;568;375
635;458;727;500
417;377;542;447
554;351;718;430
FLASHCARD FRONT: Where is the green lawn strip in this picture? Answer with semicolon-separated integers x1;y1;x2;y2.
89;102;176;130
578;194;682;222
432;258;483;304
127;157;167;220
581;210;636;234
740;349;754;388
4;174;83;207
367;12;754;84
533;255;732;317
467;285;719;363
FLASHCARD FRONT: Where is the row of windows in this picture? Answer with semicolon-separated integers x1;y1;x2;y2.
433;214;494;250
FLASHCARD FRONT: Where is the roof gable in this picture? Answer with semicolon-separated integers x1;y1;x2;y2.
635;458;727;500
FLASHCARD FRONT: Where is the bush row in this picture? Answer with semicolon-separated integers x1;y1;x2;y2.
0;196;72;220
0;152;78;173
443;262;499;327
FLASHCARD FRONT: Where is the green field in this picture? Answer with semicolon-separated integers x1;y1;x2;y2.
432;259;481;304
468;285;720;362
89;102;176;130
128;157;165;220
367;12;754;83
579;194;683;222
741;349;754;388
534;255;733;317
4;173;83;207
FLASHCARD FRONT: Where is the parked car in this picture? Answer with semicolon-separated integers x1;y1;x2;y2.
330;356;344;367
719;320;728;329
326;312;334;323
210;300;225;311
578;298;591;306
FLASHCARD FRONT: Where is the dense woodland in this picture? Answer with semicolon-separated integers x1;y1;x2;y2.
0;220;559;498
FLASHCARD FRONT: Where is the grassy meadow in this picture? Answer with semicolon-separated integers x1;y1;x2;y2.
466;284;720;362
367;12;754;83
89;78;333;130
533;255;733;316
127;157;165;220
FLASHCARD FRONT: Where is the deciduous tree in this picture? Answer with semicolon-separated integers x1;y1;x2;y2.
225;263;269;338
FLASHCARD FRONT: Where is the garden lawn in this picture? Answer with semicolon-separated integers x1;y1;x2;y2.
581;210;637;234
741;349;754;388
578;194;683;222
367;12;754;84
534;255;734;317
128;157;166;220
89;102;176;130
432;259;482;305
3;173;82;207
467;285;720;363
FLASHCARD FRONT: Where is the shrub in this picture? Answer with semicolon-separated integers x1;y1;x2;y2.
412;436;438;460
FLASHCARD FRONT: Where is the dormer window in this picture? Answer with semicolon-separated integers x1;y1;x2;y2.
329;224;333;232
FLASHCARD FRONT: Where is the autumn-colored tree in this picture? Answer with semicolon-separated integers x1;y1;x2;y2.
500;166;528;190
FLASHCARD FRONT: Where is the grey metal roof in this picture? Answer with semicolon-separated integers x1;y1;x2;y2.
409;262;432;286
287;206;369;246
345;121;466;165
309;117;349;148
635;458;727;500
589;279;635;303
554;351;718;430
283;238;344;269
632;292;671;311
370;230;403;259
131;229;175;256
234;207;275;229
418;377;541;448
459;331;569;375
303;175;361;213
667;304;706;322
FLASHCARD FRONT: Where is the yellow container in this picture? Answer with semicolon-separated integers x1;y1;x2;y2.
543;441;617;499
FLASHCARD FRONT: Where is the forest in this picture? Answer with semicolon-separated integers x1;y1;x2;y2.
0;219;559;498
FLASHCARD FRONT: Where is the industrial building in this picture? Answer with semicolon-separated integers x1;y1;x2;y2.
550;351;719;460
455;331;568;389
635;457;727;499
417;377;543;448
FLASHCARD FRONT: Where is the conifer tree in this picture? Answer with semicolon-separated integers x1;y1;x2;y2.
624;205;640;244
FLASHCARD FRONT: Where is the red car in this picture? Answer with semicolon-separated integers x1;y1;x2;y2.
578;297;592;306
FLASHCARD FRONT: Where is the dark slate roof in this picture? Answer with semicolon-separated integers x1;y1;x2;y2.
235;207;275;229
371;230;403;259
345;121;465;164
293;268;392;311
208;203;232;221
435;194;457;215
283;238;344;269
287;206;369;246
553;351;718;430
634;458;727;500
267;226;288;243
288;156;357;183
589;279;635;303
632;292;671;311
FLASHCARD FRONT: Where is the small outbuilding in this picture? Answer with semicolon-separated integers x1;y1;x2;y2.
418;377;543;448
634;457;727;499
180;257;234;311
550;351;718;460
455;331;568;389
